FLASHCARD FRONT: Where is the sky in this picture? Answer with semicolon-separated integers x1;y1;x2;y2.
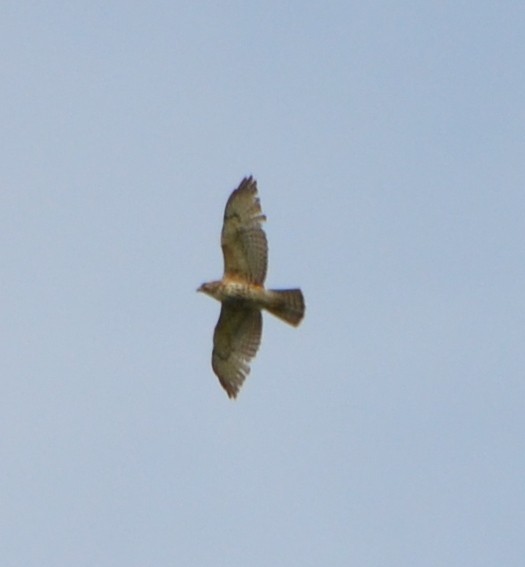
1;2;524;566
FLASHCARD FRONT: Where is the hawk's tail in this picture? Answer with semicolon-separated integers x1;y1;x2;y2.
266;289;305;327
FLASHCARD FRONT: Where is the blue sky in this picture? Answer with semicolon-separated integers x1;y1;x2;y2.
2;3;524;565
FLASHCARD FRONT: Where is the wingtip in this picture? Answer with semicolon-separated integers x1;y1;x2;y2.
239;175;256;189
223;384;239;399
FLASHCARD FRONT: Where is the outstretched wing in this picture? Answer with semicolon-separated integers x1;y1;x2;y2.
212;303;263;398
221;177;268;285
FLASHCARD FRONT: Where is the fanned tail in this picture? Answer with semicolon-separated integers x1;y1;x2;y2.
265;289;305;326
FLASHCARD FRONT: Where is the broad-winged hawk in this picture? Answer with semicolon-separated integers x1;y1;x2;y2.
198;177;305;398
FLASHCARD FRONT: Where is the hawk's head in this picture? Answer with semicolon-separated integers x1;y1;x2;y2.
197;281;222;299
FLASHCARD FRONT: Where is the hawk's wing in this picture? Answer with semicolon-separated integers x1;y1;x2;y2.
221;177;268;285
212;303;263;398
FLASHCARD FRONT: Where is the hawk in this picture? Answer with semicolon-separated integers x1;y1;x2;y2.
198;176;305;398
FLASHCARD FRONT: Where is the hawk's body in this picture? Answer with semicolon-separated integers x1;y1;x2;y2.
198;177;305;398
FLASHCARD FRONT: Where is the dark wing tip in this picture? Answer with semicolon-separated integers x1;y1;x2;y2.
217;371;242;399
223;175;260;223
234;175;257;196
239;174;255;185
225;386;239;399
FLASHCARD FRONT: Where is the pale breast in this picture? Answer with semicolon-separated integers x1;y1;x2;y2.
219;280;265;303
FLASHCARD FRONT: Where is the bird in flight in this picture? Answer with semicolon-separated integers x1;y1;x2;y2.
198;176;305;398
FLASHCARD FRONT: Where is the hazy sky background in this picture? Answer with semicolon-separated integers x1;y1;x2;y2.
2;3;524;565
